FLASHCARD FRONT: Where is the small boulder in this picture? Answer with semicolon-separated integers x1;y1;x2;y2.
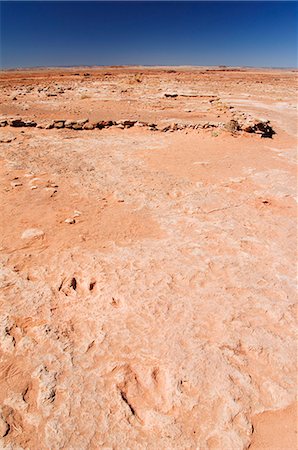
24;120;37;127
123;120;136;128
203;121;222;129
53;121;65;129
242;124;255;133
241;120;275;138
83;123;94;130
64;120;76;128
9;119;26;127
21;228;44;239
71;119;88;130
97;120;114;129
161;126;170;132
255;121;276;138
76;118;88;125
72;123;83;130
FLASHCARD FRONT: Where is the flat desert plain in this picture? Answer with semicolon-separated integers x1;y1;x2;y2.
0;67;297;449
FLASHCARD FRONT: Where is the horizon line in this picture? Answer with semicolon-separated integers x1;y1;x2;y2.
1;64;297;71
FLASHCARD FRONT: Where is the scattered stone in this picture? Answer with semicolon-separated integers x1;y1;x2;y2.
53;120;65;129
76;119;88;126
255;121;276;138
97;120;114;129
7;118;37;128
9;119;26;127
64;218;76;224
83;123;94;130
72;123;83;130
122;120;136;128
242;124;254;133
241;120;275;138
21;228;44;239
24;120;37;127
165;93;178;98
64;120;76;128
203;121;222;129
161;126;170;132
209;97;220;103
0;120;7;127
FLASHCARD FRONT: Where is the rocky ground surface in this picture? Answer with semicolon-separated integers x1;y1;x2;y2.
0;66;297;449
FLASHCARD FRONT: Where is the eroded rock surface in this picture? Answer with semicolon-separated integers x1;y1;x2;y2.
0;66;297;449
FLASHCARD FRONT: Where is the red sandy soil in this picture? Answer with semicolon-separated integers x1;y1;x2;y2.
0;66;297;449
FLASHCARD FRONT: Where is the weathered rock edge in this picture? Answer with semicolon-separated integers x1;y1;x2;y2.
0;118;276;137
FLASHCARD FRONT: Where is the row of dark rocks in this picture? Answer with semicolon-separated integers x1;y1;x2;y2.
0;117;275;137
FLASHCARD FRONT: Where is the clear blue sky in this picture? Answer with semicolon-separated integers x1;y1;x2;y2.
0;1;297;68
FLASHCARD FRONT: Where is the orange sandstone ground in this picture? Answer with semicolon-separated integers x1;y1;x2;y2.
0;67;297;449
